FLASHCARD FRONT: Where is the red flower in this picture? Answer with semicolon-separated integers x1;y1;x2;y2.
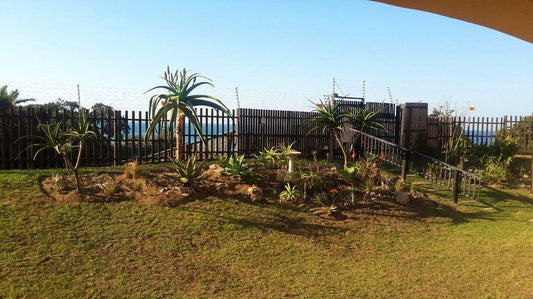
351;150;356;159
330;188;339;194
372;161;377;168
380;153;385;159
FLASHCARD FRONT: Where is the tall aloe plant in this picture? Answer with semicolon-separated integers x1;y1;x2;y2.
308;99;351;166
348;109;386;158
146;67;230;161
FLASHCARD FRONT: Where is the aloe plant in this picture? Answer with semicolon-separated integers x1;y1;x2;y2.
348;109;386;159
225;155;256;183
145;67;230;161
279;183;301;202
308;99;351;166
171;156;206;186
21;110;96;191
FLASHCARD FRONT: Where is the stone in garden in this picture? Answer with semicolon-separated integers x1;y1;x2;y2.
247;185;263;202
396;192;410;204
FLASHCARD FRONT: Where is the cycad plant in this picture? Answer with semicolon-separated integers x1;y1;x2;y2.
308;99;350;166
22;110;96;191
146;67;230;161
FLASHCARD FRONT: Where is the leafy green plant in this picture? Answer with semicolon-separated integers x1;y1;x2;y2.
145;67;230;161
279;183;302;202
225;155;256;183
476;155;515;185
339;165;359;203
171;156;206;186
20;110;96;191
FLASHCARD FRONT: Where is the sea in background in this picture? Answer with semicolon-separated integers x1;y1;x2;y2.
127;121;234;143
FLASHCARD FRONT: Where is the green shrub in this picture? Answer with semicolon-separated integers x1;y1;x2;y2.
476;156;516;185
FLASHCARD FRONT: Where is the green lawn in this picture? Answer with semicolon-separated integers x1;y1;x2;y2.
1;166;532;298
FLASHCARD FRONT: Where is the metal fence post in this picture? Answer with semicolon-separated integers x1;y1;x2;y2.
113;110;120;166
452;169;461;203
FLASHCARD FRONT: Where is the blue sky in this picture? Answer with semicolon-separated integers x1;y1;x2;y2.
1;0;531;116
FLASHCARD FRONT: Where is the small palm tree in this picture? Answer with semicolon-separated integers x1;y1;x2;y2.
308;99;350;166
145;67;230;161
0;85;34;109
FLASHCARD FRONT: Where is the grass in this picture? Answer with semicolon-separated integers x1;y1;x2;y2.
1;165;533;297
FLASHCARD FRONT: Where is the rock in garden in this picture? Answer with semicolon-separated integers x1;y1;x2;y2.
396;192;410;205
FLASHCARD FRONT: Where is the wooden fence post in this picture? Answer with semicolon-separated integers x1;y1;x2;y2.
401;150;409;182
452;169;461;203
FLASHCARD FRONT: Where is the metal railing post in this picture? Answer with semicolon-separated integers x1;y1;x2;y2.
452;169;461;203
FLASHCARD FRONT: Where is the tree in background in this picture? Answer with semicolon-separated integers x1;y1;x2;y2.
0;85;34;109
430;100;455;118
146;67;230;161
89;102;130;138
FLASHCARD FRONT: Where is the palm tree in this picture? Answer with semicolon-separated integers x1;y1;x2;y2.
146;67;230;161
308;99;351;166
0;85;35;109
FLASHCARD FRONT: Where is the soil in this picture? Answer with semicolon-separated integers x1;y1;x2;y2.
39;161;437;221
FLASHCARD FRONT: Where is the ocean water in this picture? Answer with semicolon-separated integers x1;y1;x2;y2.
127;121;234;142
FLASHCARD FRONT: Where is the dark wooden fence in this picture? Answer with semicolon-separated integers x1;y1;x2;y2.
237;102;399;157
0;107;236;169
3;103;529;170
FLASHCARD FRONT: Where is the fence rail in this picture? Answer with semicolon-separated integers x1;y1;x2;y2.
357;129;483;201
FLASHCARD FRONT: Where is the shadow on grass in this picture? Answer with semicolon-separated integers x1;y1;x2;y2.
179;204;348;239
480;186;532;208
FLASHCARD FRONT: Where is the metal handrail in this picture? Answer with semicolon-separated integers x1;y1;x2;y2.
352;129;483;201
